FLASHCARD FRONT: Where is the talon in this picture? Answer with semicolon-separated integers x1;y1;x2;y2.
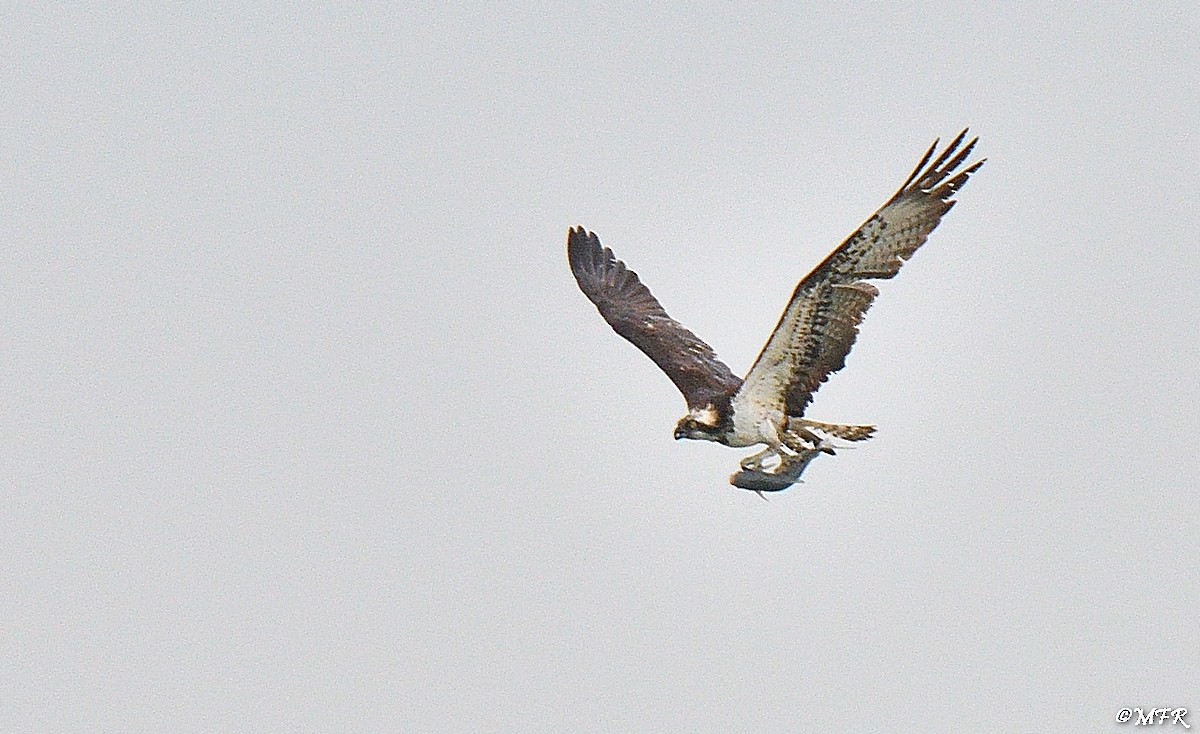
739;448;775;471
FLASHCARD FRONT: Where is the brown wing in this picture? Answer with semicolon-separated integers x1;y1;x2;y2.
735;130;985;418
567;227;742;411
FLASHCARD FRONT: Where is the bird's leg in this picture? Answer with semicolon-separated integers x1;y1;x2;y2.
739;419;806;475
760;418;799;464
739;447;777;472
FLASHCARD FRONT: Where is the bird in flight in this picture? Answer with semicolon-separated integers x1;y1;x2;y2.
567;131;984;491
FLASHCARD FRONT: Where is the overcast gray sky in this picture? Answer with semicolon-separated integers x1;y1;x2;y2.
3;3;1197;732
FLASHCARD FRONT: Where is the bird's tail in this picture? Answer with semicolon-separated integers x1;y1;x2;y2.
788;418;876;443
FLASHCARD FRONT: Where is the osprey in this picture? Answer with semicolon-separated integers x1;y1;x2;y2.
568;131;984;488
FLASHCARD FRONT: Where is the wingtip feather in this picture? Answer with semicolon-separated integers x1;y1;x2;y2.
567;225;605;275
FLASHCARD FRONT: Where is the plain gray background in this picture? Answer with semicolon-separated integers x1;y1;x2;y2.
3;4;1197;731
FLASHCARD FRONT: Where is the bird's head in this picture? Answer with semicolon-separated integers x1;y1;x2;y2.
674;405;722;441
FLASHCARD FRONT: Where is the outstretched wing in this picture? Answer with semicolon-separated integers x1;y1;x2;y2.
735;130;985;419
567;227;742;411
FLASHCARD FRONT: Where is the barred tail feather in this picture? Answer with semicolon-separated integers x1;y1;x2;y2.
789;418;876;442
